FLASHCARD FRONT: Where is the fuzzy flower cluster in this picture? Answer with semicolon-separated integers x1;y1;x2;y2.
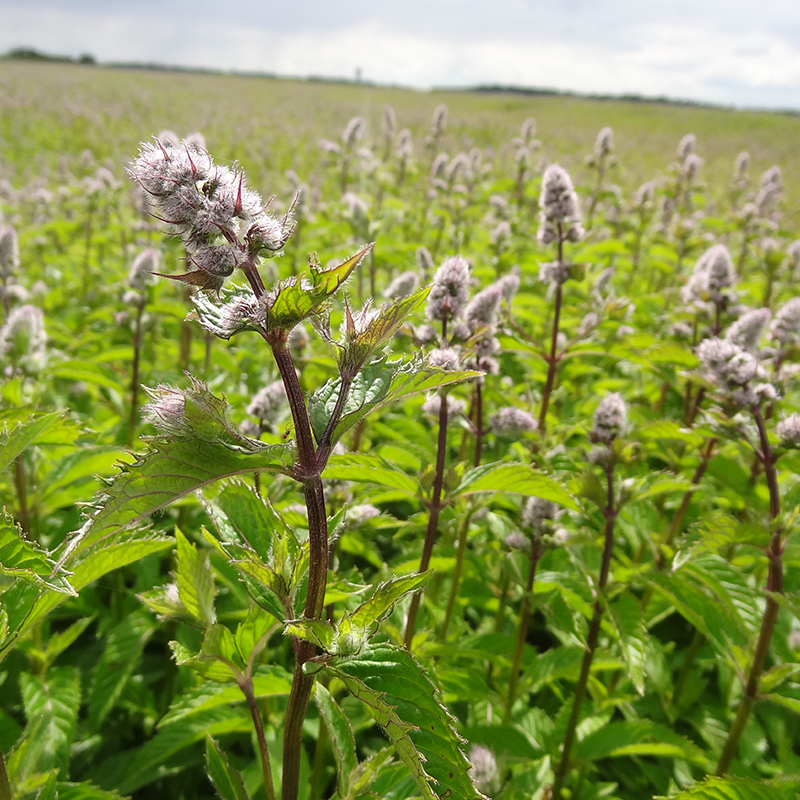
421;393;467;422
725;308;771;352
0;304;47;374
697;337;777;407
426;255;471;322
383;270;419;300
507;497;567;553
537;165;584;246
0;225;20;278
777;414;800;449
593;392;628;443
770;298;800;349
489;407;538;436
468;745;500;796
681;244;737;308
129;139;292;290
594;126;613;158
246;380;287;429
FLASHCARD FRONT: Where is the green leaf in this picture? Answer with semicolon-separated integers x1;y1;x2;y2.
53;380;296;569
205;736;250;800
656;776;794;800
326;643;482;800
158;667;292;727
8;535;173;652
315;683;357;798
175;529;217;626
266;244;372;333
311;355;480;447
87;612;154;729
204;479;289;561
114;707;252;794
0;411;68;474
456;462;578;510
284;619;335;652
349;572;432;632
605;593;646;695
576;720;708;765
338;287;431;377
56;781;125;799
324;454;418;495
0;509;75;594
20;666;81;774
173;624;244;682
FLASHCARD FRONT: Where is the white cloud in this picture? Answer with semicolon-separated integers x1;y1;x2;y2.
1;1;800;109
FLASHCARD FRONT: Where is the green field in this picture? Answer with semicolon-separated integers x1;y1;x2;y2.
1;58;799;800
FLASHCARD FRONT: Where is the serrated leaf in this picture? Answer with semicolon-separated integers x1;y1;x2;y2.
175;529;216;626
158;667;292;727
324;454;418;495
204;480;290;561
266;244;372;333
326;643;483;800
20;666;81;775
0;411;68;474
173;625;245;682
87;612;154;728
0;509;75;594
53;380;296;569
641;420;705;447
205;736;250;800
338;287;431;378
6;535;173;655
315;683;357;798
284;619;335;652
114;706;252;794
456;462;578;510
56;781;125;799
44;616;94;664
576;720;708;765
605;593;646;695
656;776;793;800
349;572;431;633
311;356;479;447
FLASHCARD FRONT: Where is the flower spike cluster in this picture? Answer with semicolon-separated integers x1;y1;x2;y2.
129;138;293;290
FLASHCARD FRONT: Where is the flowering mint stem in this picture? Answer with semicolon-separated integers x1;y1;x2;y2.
405;386;448;648
474;380;484;467
504;540;541;724
716;405;783;776
239;675;277;800
538;230;565;435
440;508;475;640
0;748;11;800
269;340;329;800
127;301;145;449
552;462;616;800
13;454;31;536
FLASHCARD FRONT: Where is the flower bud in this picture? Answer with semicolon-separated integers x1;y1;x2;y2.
426;256;470;322
593;392;627;443
490;407;538;436
777;414;800;449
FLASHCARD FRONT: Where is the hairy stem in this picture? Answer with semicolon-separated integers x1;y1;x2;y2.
270;340;329;800
240;676;277;800
716;405;783;775
405;385;449;648
0;748;10;800
13;454;31;536
504;541;541;724
126;301;145;448
538;229;565;434
474;379;484;467
552;463;616;800
440;509;474;640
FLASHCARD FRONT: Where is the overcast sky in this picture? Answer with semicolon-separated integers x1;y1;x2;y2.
2;0;800;110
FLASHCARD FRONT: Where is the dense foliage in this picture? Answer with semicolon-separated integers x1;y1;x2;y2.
1;62;799;800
